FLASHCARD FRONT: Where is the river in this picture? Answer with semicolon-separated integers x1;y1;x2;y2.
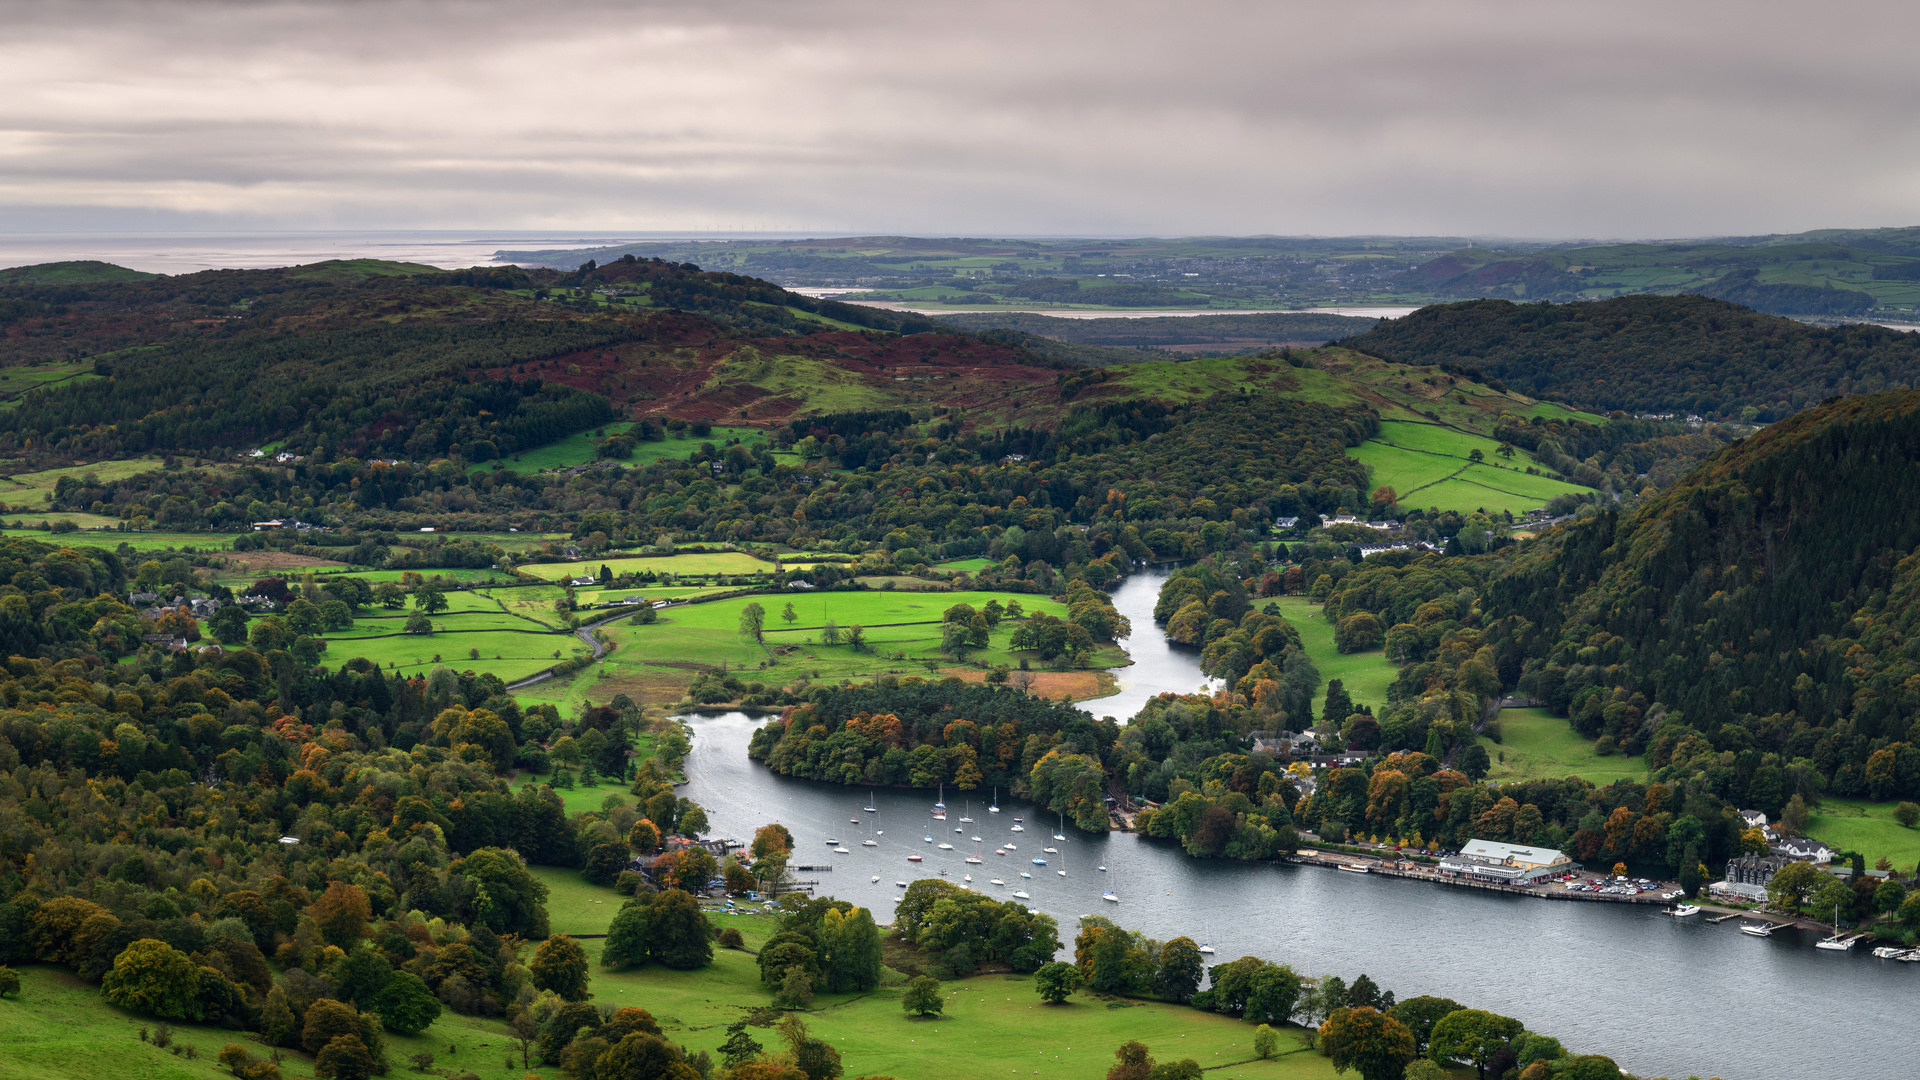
677;568;1909;1080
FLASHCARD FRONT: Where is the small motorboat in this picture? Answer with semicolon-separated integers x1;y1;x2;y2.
1005;843;1018;851
1010;824;1024;832
963;874;973;882
966;856;983;864
1043;846;1058;853
933;811;946;820
833;845;850;854
1097;865;1108;872
871;875;880;882
989;879;1005;886
850;818;860;823
1198;943;1215;954
1665;904;1700;917
895;881;908;887
1740;922;1774;937
1873;946;1908;959
862;839;877;847
1103;892;1119;903
1056;870;1066;877
825;839;839;846
1019;872;1031;879
954;826;963;833
1012;890;1030;899
937;843;953;850
995;848;1006;855
971;835;982;842
907;854;923;862
924;835;933;843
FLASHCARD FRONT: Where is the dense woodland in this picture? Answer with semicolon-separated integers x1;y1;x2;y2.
1348;295;1920;419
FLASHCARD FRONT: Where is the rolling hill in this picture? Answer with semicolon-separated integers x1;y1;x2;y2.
1346;295;1920;420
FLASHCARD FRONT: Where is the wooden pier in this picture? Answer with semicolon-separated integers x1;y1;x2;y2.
1284;851;1668;904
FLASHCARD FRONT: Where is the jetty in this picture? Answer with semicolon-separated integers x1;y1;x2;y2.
1284;850;1667;904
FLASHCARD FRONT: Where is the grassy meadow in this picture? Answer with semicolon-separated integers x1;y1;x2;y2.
1805;798;1920;869
1350;421;1592;516
1476;708;1648;786
479;424;763;476
516;552;777;581
599;590;1123;674
1264;597;1395;714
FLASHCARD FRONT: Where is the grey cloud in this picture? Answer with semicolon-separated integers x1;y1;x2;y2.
1;0;1916;236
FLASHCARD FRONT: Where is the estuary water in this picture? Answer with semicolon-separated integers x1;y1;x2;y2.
678;569;1910;1080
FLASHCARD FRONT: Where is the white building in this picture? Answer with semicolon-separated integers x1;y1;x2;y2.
1437;839;1573;883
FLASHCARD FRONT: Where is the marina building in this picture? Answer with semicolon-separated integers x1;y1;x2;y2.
1437;839;1573;883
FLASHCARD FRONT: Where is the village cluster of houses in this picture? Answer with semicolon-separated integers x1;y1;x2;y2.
1706;809;1867;901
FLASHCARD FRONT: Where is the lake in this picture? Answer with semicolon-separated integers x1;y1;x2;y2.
677;568;1910;1080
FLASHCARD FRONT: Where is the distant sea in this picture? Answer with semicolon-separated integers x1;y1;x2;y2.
0;230;797;275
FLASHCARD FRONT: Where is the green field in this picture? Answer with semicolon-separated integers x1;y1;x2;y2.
1476;708;1648;786
323;627;586;681
480;424;763;475
933;557;996;572
1350;421;1592;516
0;528;235;550
0;361;99;406
1264;597;1395;714
517;552;778;581
0;457;166;506
599;590;1122;675
1806;798;1920;869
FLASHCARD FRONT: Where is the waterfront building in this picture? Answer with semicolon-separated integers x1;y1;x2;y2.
1437;839;1572;883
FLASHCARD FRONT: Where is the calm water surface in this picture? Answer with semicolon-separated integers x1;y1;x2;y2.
680;570;1910;1080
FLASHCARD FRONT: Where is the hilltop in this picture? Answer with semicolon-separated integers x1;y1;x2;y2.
1347;295;1920;420
1480;390;1920;781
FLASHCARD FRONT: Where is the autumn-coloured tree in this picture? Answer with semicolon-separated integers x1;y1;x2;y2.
101;938;203;1020
1319;1006;1416;1080
628;818;661;852
531;933;591;1001
309;881;372;949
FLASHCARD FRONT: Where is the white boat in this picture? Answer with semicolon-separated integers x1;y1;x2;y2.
1198;943;1215;954
862;839;877;847
1814;904;1855;951
990;788;1000;813
933;811;946;820
995;848;1006;855
907;854;923;862
1740;922;1775;937
895;881;908;887
1032;857;1047;865
990;879;1005;886
1873;946;1907;959
1337;864;1370;874
965;855;982;864
1055;812;1067;841
938;843;953;850
924;834;933;843
1666;904;1700;917
833;846;850;854
871;875;880;882
864;791;878;813
1043;846;1058;854
1005;843;1017;850
971;835;982;842
1019;872;1031;879
1103;892;1119;903
954;826;963;833
1097;865;1108;872
1056;869;1066;876
1012;890;1029;899
934;784;945;811
963;874;973;882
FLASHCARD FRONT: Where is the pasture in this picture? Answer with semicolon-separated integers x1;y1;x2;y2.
323;627;586;682
516;552;778;580
1264;597;1394;714
1805;798;1920;869
1475;708;1648;786
1350;421;1592;516
480;423;762;476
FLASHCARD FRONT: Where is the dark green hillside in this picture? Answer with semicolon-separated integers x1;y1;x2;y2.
0;260;160;285
1483;390;1920;799
1348;295;1920;418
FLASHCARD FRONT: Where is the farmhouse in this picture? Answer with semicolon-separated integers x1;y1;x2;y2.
1437;839;1573;883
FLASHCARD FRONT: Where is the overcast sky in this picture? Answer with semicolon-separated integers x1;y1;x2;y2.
3;0;1917;239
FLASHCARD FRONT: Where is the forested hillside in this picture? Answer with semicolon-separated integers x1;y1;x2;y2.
1347;295;1920;419
1479;391;1920;804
